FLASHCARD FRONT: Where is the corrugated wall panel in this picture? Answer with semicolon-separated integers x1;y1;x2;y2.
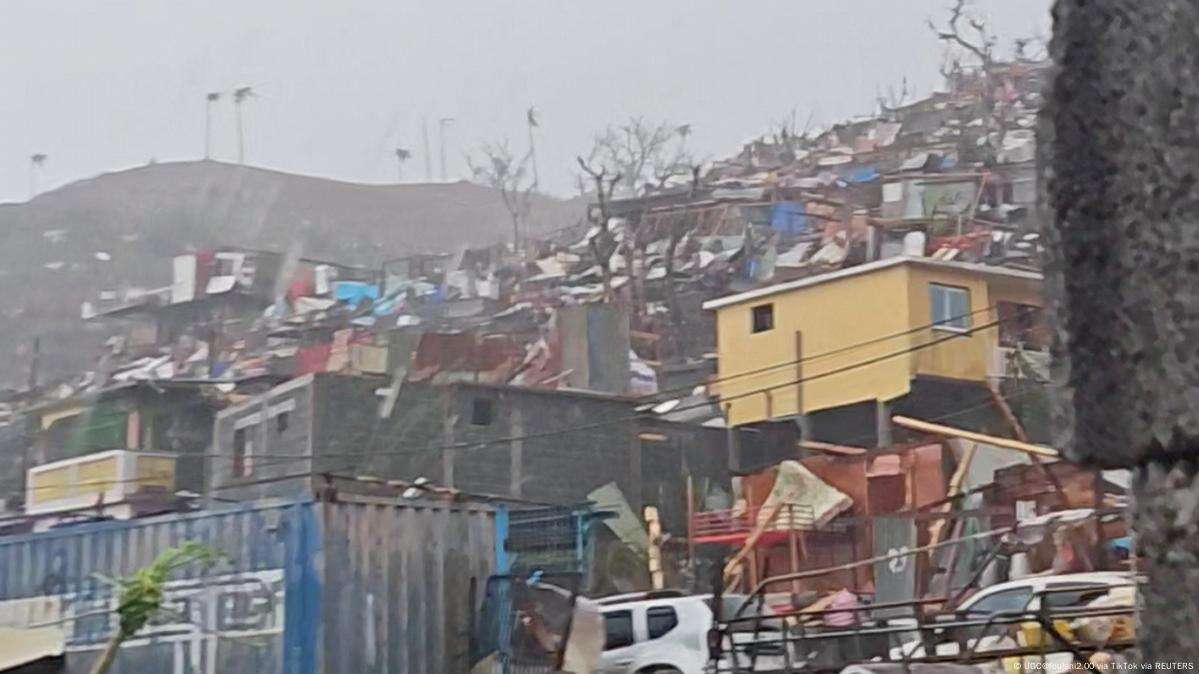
0;501;311;674
0;498;495;674
318;498;495;674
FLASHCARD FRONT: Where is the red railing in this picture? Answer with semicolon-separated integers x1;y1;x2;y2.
690;503;817;542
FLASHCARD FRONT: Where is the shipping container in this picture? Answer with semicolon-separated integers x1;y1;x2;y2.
0;495;496;674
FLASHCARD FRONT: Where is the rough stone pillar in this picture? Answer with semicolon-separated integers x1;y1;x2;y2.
1041;1;1199;663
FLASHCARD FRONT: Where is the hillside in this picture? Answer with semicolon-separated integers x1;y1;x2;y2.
0;160;586;387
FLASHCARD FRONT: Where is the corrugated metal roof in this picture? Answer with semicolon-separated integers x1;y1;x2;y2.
702;255;1043;310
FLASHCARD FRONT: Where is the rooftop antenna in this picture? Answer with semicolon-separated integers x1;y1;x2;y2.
233;86;256;165
438;117;455;182
204;92;221;159
527;106;540;191
394;147;411;182
422;118;432;181
28;153;47;199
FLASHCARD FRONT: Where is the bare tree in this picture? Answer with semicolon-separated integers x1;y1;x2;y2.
468;140;535;248
588;117;692;193
928;0;996;73
877;78;911;114
575;155;622;301
661;164;704;358
766;108;816;165
929;0;1023;163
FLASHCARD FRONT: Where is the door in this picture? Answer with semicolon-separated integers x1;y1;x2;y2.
598;609;638;673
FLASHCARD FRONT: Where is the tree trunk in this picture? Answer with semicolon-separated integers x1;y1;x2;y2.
90;631;125;674
664;226;685;361
1131;458;1199;659
1042;0;1199;663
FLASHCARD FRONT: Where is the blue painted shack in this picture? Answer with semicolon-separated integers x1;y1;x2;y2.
0;495;496;674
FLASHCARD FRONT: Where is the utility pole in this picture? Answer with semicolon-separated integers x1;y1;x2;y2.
28;153;46;199
26;336;39;391
204;92;221;159
422;118;432;182
233;86;255;165
394;147;410;182
1043;1;1199;662
527;106;540;191
438;117;454;182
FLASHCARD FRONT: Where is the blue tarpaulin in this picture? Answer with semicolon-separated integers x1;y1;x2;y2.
847;166;880;183
770;201;807;235
332;281;379;307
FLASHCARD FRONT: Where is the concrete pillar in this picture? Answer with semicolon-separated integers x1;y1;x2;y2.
510;404;523;497
628;429;643;514
441;388;456;488
875;399;892;448
1042;0;1199;661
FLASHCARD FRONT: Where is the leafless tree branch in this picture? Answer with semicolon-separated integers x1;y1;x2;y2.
584;117;692;194
469;140;535;248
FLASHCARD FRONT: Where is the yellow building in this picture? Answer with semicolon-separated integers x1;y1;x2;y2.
703;256;1044;430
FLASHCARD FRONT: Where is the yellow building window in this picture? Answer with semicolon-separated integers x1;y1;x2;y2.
930;283;971;331
751;303;775;333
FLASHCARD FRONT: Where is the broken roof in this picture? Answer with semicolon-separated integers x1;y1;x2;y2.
702;254;1043;310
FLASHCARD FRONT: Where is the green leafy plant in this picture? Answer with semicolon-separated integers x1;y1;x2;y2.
90;541;225;674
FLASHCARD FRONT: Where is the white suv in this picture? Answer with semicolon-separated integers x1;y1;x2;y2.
595;592;786;674
889;571;1138;661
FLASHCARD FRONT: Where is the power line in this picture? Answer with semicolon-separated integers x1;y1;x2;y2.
644;304;1002;400
59;307;1035;487
204;314;1015;466
665;317;1004;414
9;362;1042;513
235;323;1040;482
211;374;1042;504
821;384;1041;451
9;384;1040;509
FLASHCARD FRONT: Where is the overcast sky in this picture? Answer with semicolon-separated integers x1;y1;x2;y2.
1;0;1050;203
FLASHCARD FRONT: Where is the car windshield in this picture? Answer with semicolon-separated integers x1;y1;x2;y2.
962;587;1034;616
1042;583;1115;609
705;595;783;633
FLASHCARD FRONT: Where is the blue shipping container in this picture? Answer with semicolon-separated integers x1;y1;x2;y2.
0;495;496;674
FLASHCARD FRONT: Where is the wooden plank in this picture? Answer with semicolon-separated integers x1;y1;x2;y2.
722;502;784;581
630;330;661;343
645;506;664;590
890;415;1059;458
927;441;977;550
798;440;869;456
788;504;802;596
987;379;1068;498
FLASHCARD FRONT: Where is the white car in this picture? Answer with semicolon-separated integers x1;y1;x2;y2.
595;592;787;674
889;571;1138;661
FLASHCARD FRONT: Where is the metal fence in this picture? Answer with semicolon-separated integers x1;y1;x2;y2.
504;505;603;578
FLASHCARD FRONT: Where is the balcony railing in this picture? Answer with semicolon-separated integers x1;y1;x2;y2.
988;344;1050;380
691;503;817;544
